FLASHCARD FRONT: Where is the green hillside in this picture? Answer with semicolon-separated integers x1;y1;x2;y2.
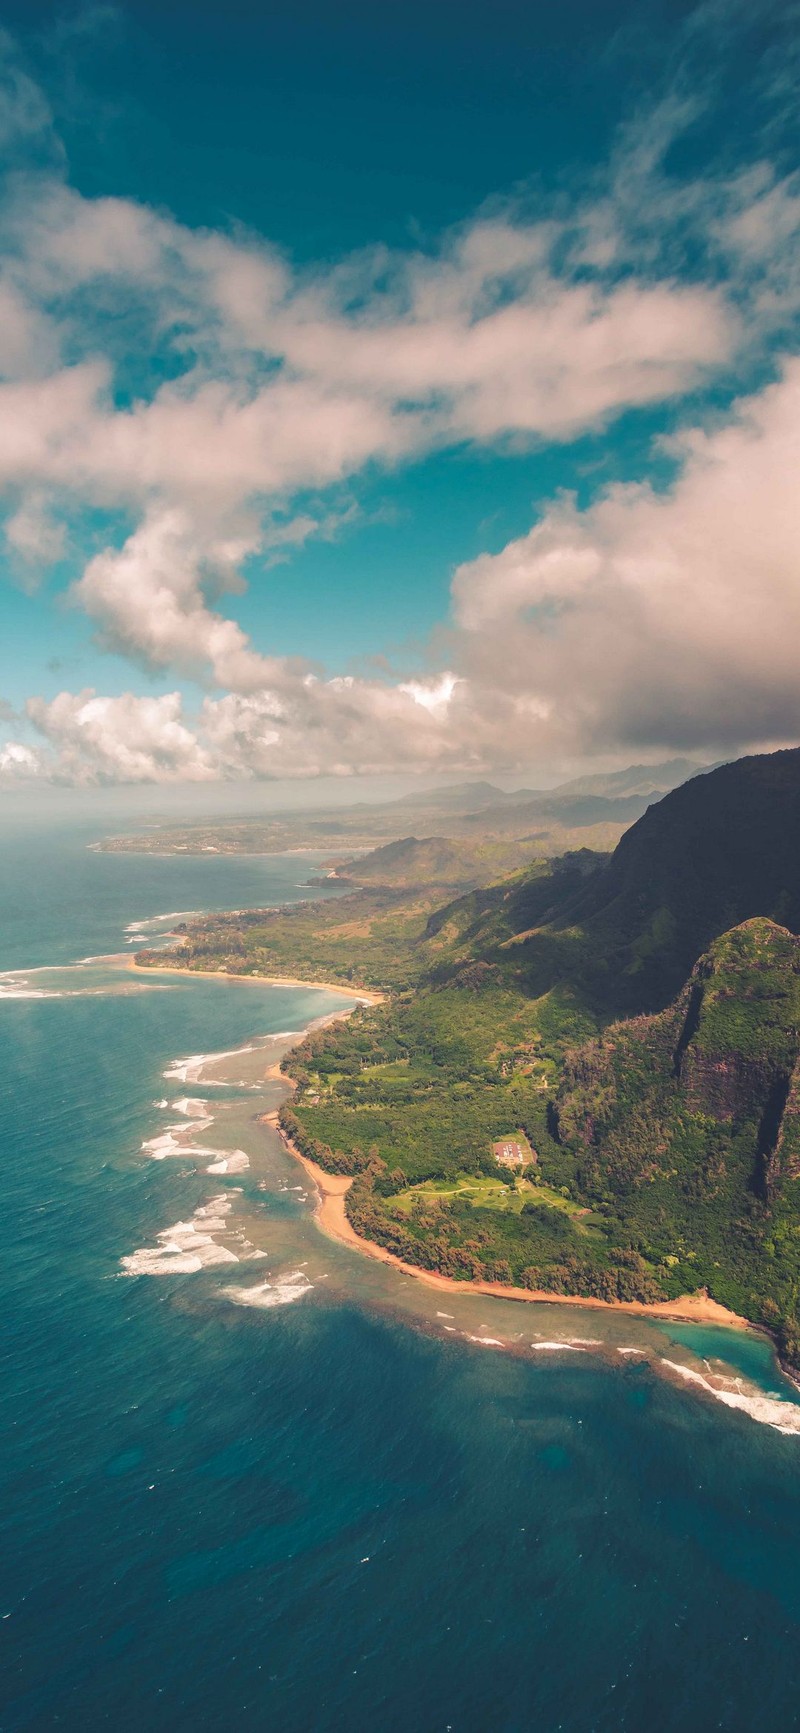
281;918;800;1358
330;833;540;890
421;746;800;1018
137;747;800;1364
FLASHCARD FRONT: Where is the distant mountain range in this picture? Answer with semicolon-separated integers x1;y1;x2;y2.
99;756;713;865
424;748;800;1015
390;756;712;816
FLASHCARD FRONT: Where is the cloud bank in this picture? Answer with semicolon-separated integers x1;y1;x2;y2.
1;26;800;783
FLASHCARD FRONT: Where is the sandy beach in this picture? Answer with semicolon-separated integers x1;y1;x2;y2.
129;957;385;1004
277;1135;752;1332
132;952;750;1334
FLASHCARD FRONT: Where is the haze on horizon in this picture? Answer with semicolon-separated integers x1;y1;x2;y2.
0;0;799;798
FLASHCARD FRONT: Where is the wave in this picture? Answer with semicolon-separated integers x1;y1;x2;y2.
206;1150;250;1175
530;1341;591;1352
0;981;58;999
163;1044;256;1084
662;1359;800;1435
121;1194;241;1276
141;1129;225;1161
124;911;202;933
223;1269;313;1308
0;958;176;1001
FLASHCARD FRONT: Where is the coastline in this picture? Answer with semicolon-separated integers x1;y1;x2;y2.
134;953;752;1338
129;957;385;1004
276;1134;753;1332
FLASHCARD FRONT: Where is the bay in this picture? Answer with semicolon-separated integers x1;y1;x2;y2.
2;815;800;1732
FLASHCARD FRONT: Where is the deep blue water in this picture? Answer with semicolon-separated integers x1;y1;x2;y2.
2;818;800;1732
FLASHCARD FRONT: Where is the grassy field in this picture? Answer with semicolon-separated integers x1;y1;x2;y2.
388;1173;605;1235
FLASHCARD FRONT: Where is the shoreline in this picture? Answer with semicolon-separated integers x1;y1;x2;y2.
276;1135;753;1332
129;957;385;1004
134;952;755;1339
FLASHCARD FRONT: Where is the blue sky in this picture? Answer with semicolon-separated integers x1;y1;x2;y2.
0;0;799;786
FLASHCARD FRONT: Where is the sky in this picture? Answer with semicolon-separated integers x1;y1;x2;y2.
0;0;799;791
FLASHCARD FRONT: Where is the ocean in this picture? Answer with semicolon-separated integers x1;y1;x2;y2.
2;814;800;1732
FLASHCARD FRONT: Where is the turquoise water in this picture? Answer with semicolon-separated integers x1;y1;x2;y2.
2;818;800;1731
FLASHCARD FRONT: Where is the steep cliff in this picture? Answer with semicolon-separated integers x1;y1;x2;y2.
554;919;800;1358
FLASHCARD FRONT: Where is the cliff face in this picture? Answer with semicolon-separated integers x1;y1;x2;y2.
569;748;800;1011
550;919;800;1360
439;746;800;1021
558;918;800;1166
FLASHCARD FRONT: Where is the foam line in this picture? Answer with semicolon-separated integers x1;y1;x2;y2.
223;1270;313;1308
662;1359;800;1435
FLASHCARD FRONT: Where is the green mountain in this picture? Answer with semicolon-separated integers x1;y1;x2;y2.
426;746;800;1018
329;833;536;890
138;745;800;1364
553;918;800;1361
564;747;800;1012
99;757;701;861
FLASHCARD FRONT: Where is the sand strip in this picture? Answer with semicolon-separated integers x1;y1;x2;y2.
132;954;748;1333
130;957;384;1004
277;1136;751;1331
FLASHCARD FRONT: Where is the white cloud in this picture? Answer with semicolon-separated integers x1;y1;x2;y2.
451;358;800;753
1;33;800;784
0;739;41;777
72;508;273;691
25;690;215;784
7;358;800;785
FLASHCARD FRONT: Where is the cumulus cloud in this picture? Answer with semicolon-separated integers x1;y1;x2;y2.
2;28;800;784
6;670;471;786
4;489;64;572
0;739;41;777
451;358;800;754
72;508;273;691
8;354;800;785
8;350;800;786
24;690;215;784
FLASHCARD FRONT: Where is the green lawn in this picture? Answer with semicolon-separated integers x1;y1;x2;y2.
388;1172;604;1234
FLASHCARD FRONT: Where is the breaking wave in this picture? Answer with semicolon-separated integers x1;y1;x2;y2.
223;1269;313;1309
121;1195;241;1276
662;1359;800;1436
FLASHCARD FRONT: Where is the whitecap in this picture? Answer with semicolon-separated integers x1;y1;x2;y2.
141;1129;221;1161
662;1359;800;1435
531;1341;588;1353
172;1097;212;1120
223;1270;313;1309
121;1194;240;1276
163;1044;256;1084
206;1150;250;1175
124;911;201;933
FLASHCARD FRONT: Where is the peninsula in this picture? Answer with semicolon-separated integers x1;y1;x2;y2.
135;749;800;1370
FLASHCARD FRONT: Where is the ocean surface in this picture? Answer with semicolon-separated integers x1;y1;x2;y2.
2;814;800;1731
